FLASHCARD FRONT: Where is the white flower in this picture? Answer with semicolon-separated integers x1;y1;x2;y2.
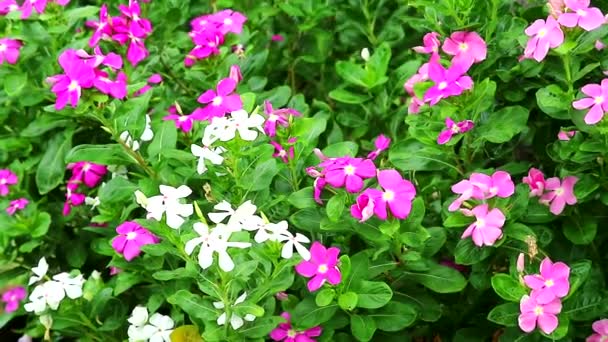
279;231;311;260
184;223;251;272
191;144;225;175
361;47;371;61
120;131;141;151
85;196;100;209
145;185;194;229
127;306;156;342
225;110;265;141
143;313;174;342
28;257;49;285
24;281;65;314
128;306;149;327
52;272;85;299
213;292;256;330
140;115;154;142
203;117;232;143
254;221;290;243
208;200;259;232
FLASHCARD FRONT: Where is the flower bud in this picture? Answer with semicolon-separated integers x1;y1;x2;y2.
275;292;288;301
361;48;370;61
516;253;525;273
229;65;243;83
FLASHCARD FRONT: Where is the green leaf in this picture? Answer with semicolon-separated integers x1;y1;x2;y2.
240;316;285;338
574;174;599;201
338;292;358;311
64;6;100;21
478;106;530;143
21;115;71;137
454;239;493;265
407;263;468;293
491;274;528;302
322;141;359;157
336;61;368;88
443;212;472;228
66;243;87;268
566;259;592;299
290;209;322;231
167;290;217;322
293;297;338;329
503;223;536;242
113;272;144;296
66;144;133;165
292;117;327;147
389;138;454;172
287;187;316;209
372;302;417;331
421;227;447;256
98;177;138;204
148;121;177;159
329;88;371;104
487;303;519;327
4;72;27;97
353;280;392;309
366;43;391;85
239;159;279;191
536;85;571;120
350;315;376;342
31;212;51;238
563;218;597;245
35;130;73;194
152;268;198;281
326;192;346;222
315;288;335;307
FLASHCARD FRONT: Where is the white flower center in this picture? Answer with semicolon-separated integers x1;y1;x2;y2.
534;306;543;316
278;150;287;157
83;163;91;172
382;190;395;202
269;114;279;122
476;218;486;228
451;125;461;134
545;279;554;287
538;29;547;38
555;187;564;196
126;232;137;240
458;42;468;51
68;80;79;92
344;165;356;175
0;178;6;185
178;116;188;122
0;44;6;52
595;96;604;104
576;9;587;16
224;18;233;26
438;81;448;90
287;329;297;338
212;96;223;106
317;264;328;274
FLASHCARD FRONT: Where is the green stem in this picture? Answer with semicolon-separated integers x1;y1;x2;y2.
563;54;574;94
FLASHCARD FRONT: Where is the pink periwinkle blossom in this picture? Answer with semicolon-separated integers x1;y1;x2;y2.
313;177;326;205
449;171;515;211
134;73;163;96
77;47;123;70
587;319;608;342
185;30;224;67
271;138;296;164
461;204;505;247
163;105;194;133
367;134;391;160
229;65;242;83
269;312;322;342
63;187;86;216
413;32;441;54
408;96;425;114
357;169;416;220
0;38;22;65
0;169;17;196
1;287;26;313
539;176;578;215
437;117;474;144
19;0;47;19
517;253;526;273
209;9;247;35
523;16;564;62
6;198;28;215
86;4;112;47
47;49;96;110
263;101;301;137
558;0;604;31
595;40;606;50
0;0;19;15
573;79;608;124
523;168;546;197
324;157;376;193
191;78;242;121
423;60;473;106
518;292;562;334
111;221;159;261
442;31;487;71
350;190;377;222
404;62;431;96
295;242;341;292
109;266;122;276
524;257;570;304
271;34;285;42
67;162;107;188
118;0;152;37
557;129;577;141
94;70;128;99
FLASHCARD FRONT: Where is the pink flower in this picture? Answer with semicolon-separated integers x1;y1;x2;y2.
404;62;430;96
295;242;341;292
413;32;441;54
118;0;153;37
19;0;47;19
48;49;96;110
109;266;122;276
437;117;474;144
191;78;242;121
595;40;606;50
367;134;391;160
441;31;487;70
524;257;570;304
557;129;576;141
67;161;107;188
229;65;242;83
94;70;128;99
408;97;425;114
573;79;608;124
269;312;322;342
211;9;247;35
0;0;19;15
518;293;562;334
539;176;578;215
111;221;159;261
86;4;112;47
325;157;376;193
449;171;515;211
271;138;296;164
1;287;26;313
587;319;608;342
558;0;604;31
517;253;526;273
0;169;17;196
163;106;194;133
134;73;163;96
263;101;301;137
523;16;564;62
523;168;546;197
364;169;416;220
62;187;85;216
0;38;22;65
6;198;28;215
184;30;224;66
350;190;377;222
271;34;285;42
312;177;326;205
423;61;473;106
461;204;505;247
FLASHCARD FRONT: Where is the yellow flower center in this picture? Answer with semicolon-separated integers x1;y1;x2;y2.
212;96;223;106
317;264;328;274
545;279;554;287
458;43;468;51
438;81;448;90
344;165;356;176
382;190;395;202
534;306;543;316
595;96;604;104
538;29;547;38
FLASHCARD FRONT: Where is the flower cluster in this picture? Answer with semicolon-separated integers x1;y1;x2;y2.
63;161;107;215
127;306;174;342
263;100;301;164
518;257;570;334
1;286;26;313
450;171;515;247
112;221;159;261
185;9;247;66
270;312;322;341
522;168;578;215
6;0;71;19
1;169;29;216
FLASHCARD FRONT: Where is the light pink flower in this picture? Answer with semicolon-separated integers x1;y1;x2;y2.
523;16;564;62
539;176;578;215
0;0;19;15
0;169;17;196
517;253;526;273
1;287;26;313
295;242;341;292
449;171;515;211
367;134;391;160
404;62;430;96
362;169;416;220
423;60;473;106
557;129;576;141
573;79;608;124
413;32;441;54
109;266;122;276
587;319;608;342
437;117;474;144
350;190;377;222
518;293;562;334
191;78;242;121
111;221;159;261
441;31;487;70
324;157;376;193
6;198;28;215
595;40;606;50
67;161;107;188
408;96;425;114
523;168;546;197
271;138;296;164
461;204;505;247
558;0;604;31
229;65;242;83
0;38;22;65
269;312;322;341
263;101;301;137
524;257;570;304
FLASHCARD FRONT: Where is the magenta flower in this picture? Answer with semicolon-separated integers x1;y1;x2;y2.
461;204;505;247
524;257;570;304
0;169;17;196
437;117;474;144
112;20;150;66
523;168;546;197
587;319;608;342
413;32;441;54
19;0;47;19
67;162;107;188
518;293;562;334
573;79;608;124
118;0;152;37
351;190;377;222
313;177;326;205
134;74;163;97
558;0;604;31
48;49;95;110
271;34;285;42
404;62;430;96
441;31;487;70
325;157;376;193
111;221;159;261
0;0;19;15
191;78;243;121
62;188;85;216
6;198;29;215
367;134;391;160
408;96;425;114
1;287;26;313
295;242;341;292
263;101;301;137
539;176;578;215
211;9;247;35
0;38;22;65
423;61;473;106
86;4;112;47
185;30;224;67
271;138;296;164
523;16;564;62
557;129;576;141
109;266;122;276
163;106;194;133
362;169;416;220
269;312;322;342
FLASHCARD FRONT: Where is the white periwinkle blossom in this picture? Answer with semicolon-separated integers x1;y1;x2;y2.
24;272;85;314
28;257;49;285
254;221;311;261
185;222;251;272
144;185;194;229
208;200;260;232
213;292;256;330
204;110;265;142
119;115;154;152
127;306;174;342
191;135;226;175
